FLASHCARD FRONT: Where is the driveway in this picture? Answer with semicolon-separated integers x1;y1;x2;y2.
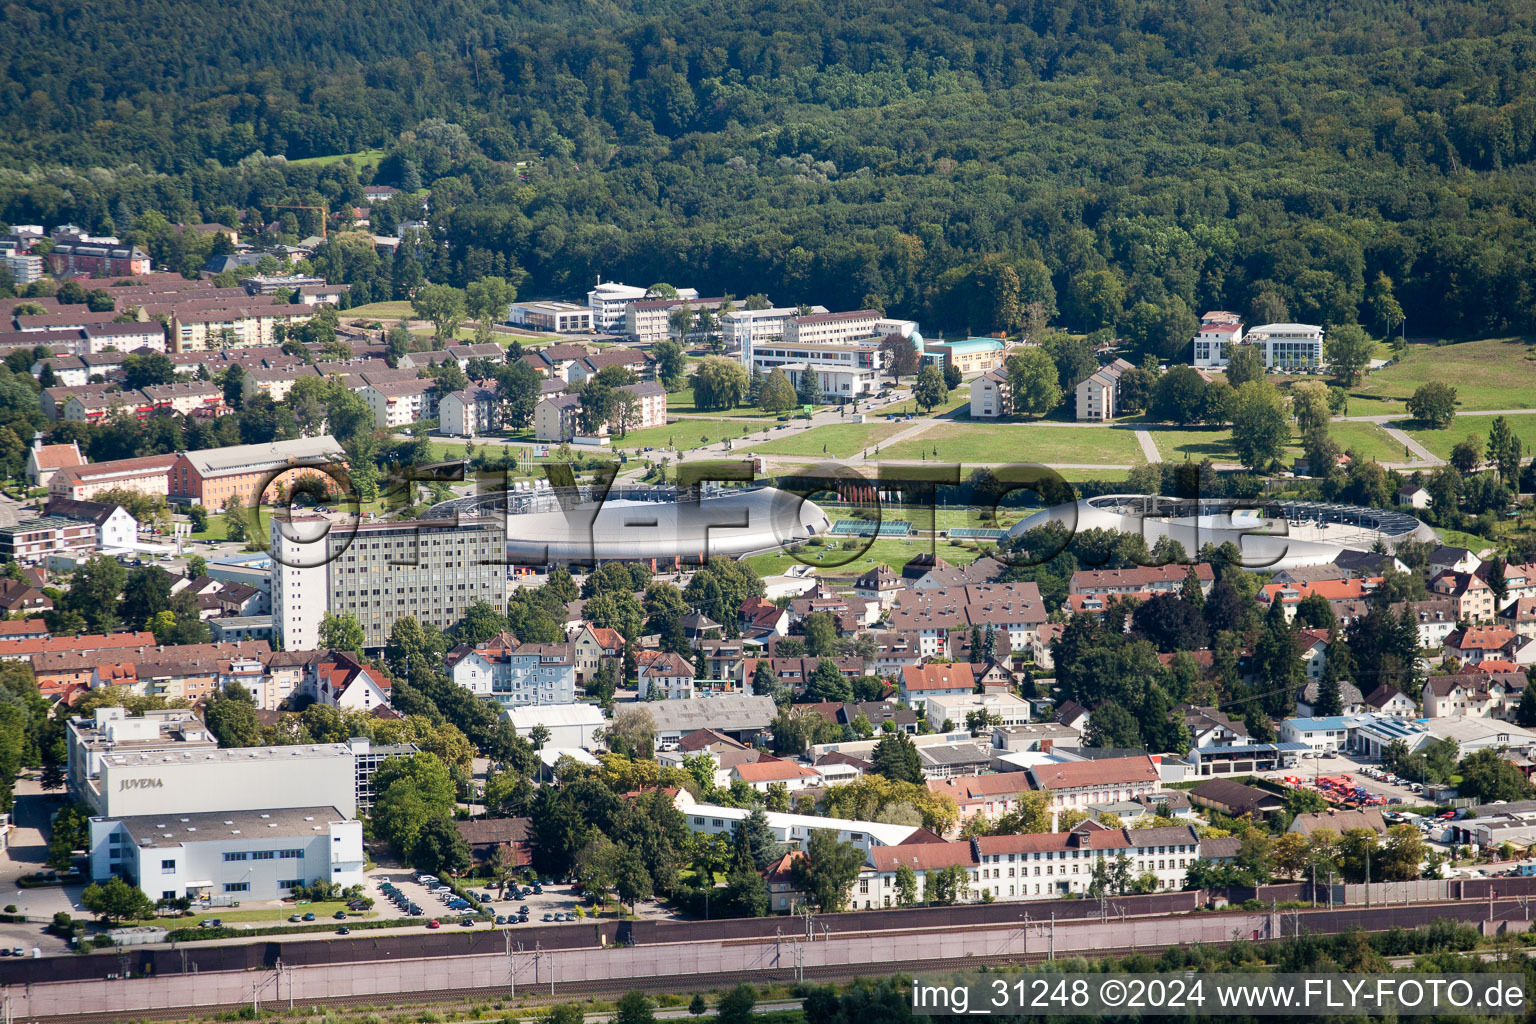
0;780;85;953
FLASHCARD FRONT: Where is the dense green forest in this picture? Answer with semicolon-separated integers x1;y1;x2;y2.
4;0;1536;336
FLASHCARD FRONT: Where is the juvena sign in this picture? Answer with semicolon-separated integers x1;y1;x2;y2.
119;777;165;791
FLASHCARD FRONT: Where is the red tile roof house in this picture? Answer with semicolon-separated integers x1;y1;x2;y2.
732;757;820;792
899;663;978;706
1443;625;1535;667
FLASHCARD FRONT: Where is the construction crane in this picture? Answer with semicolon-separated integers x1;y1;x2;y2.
271;203;329;239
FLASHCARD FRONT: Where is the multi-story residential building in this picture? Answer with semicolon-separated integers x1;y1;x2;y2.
1443;625;1534;666
439;384;502;437
46;242;151;277
565;348;651;385
888;582;1049;659
969;368;1007;418
49;453;177;502
2;252;42;285
1074;358;1135;422
569;624;625;686
534;393;584;442
1431;570;1497;623
272;514;506;650
636;651;697;700
1393;598;1461;648
1068;564;1213;597
0;515;97;562
1191;311;1244;368
303;650;393;713
1256;576;1383;621
169;436;346;511
445;633;579;707
1422;671;1529;719
141;381;226;418
60;388;152;423
83;321;167;353
507;300;595;333
90;640;272;706
362;378;438;429
168;305;312;352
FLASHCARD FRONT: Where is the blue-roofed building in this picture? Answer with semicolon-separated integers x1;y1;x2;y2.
1279;715;1364;754
921;337;1007;375
1188;741;1309;777
1350;716;1429;758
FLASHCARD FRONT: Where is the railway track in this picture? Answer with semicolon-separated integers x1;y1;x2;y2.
36;947;1148;1024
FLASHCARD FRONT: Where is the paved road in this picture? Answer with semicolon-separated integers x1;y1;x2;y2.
1334;407;1536;423
0;779;84;954
1135;429;1161;464
1382;425;1442;466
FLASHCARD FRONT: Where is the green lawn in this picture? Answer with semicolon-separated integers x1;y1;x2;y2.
879;386;970;418
343;301;415;320
745;422;906;458
287;148;388;169
1349;338;1536;412
878;423;1146;465
128;900;373;928
1327;421;1403;462
609;418;778;451
1146;425;1303;464
746;535;996;578
666;388;780;419
1399;413;1536;460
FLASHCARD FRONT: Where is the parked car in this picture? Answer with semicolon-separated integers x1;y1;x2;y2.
337;927;350;935
543;913;553;922
427;919;440;929
289;914;303;922
302;912;316;921
333;911;347;920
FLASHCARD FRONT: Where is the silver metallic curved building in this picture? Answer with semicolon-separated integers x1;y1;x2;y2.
1007;494;1434;570
431;484;830;566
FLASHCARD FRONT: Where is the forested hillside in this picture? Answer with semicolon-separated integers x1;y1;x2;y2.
4;0;1536;336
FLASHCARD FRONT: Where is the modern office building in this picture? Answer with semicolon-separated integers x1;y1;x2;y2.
586;281;698;330
507;300;594;333
88;806;364;902
271;514;506;650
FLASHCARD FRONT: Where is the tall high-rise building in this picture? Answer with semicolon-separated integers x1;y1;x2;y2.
271;514;505;649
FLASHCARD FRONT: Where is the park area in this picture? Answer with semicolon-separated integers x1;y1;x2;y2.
1345;338;1536;415
745;422;906;459
1400;412;1536;460
876;422;1146;465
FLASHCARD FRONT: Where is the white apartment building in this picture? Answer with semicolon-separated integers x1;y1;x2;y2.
439;385;501;437
923;692;1033;730
446;638;579;707
969;369;1007;418
84;321;167;353
1247;323;1325;370
169;307;312;352
270;514;505;650
508;301;594;333
89;806;364;903
361;379;438;429
2;252;42;285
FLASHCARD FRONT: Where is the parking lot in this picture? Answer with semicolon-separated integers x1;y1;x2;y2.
363;867;625;929
1257;750;1428;806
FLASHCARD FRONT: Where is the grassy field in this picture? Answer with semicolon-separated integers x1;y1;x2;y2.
1348;338;1536;412
1399;413;1536;460
287;148;388;169
666;388;782;419
128;900;372;928
746;535;994;577
878;386;970;418
343;301;414;320
1146;425;1303;464
1327;421;1404;462
745;422;906;458
877;422;1145;465
609;418;778;451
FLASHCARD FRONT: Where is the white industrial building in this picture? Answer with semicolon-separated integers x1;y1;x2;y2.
89;806;363;903
723;306;820;354
503;702;608;750
674;790;921;855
